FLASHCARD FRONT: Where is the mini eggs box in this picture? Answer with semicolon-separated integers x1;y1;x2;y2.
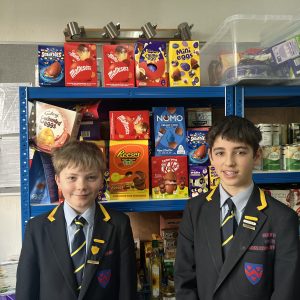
153;107;187;156
38;45;64;86
169;41;200;87
134;41;168;87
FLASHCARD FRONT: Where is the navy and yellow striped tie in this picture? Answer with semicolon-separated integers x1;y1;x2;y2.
221;198;238;260
71;216;86;290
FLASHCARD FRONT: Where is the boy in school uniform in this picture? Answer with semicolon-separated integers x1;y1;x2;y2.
175;116;300;300
16;140;137;300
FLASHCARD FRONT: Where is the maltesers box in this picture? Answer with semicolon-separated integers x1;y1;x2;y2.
64;43;98;86
153;107;187;156
169;41;200;87
103;44;135;87
38;45;64;86
189;165;209;198
110;110;150;140
29;101;82;154
109;140;149;200
135;41;168;87
151;156;188;199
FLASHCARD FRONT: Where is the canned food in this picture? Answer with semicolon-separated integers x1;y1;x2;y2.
288;123;300;144
284;144;300;171
262;145;281;171
272;124;281;146
257;124;272;146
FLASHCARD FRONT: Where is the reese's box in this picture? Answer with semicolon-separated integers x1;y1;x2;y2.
135;41;168;87
110;110;150;140
103;44;135;87
109;140;149;200
169;41;200;87
38;45;64;86
29;101;82;153
153;107;187;156
152;156;188;199
64;43;98;86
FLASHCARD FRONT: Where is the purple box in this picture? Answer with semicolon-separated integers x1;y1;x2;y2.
153;107;187;156
189;165;209;197
78;120;101;140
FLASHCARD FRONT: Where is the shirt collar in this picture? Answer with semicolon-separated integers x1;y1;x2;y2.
219;182;254;212
63;200;96;227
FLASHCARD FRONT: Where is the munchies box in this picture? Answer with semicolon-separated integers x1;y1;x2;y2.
64;43;98;87
151;156;188;199
109;140;149;200
103;44;135;87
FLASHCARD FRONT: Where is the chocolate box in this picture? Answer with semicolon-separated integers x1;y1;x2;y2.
64;43;98;87
153;107;187;156
38;45;64;86
29;101;82;153
103;44;135;87
109;140;149;200
110;110;150;140
151;156;188;199
169;41;200;87
134;41;168;87
78;120;101;140
186;107;212;127
208;165;220;189
187;127;210;165
189;165;209;198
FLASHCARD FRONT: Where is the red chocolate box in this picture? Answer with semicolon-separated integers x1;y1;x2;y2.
64;43;98;87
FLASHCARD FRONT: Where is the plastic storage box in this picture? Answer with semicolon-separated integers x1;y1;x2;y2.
200;15;300;86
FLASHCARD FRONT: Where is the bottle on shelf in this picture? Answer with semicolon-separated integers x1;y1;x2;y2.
150;240;162;300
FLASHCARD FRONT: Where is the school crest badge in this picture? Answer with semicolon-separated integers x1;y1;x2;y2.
97;269;111;288
244;262;263;285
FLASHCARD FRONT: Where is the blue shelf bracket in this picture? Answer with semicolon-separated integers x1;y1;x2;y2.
234;86;245;117
225;86;235;116
19;87;30;238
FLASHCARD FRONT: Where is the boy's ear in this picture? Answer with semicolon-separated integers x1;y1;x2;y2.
253;148;262;166
208;148;213;163
55;174;61;188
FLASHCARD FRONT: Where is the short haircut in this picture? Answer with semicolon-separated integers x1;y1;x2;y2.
51;140;106;175
207;115;262;154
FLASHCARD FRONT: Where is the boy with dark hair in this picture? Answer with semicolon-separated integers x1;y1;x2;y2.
175;115;300;300
16;140;137;300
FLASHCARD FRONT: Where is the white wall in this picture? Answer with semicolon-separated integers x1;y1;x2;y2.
1;0;299;42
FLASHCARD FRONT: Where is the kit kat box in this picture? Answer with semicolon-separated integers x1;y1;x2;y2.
64;43;98;86
135;41;168;87
103;44;135;87
38;45;64;86
169;41;200;87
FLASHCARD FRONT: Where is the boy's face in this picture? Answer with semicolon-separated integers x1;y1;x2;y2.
209;136;261;196
55;164;103;214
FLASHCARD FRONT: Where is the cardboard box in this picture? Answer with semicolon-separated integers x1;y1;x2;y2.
189;165;209;197
109;140;149;200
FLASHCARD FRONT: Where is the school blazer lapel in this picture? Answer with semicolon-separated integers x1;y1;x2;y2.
79;203;113;300
203;187;223;274
214;185;268;293
45;204;78;298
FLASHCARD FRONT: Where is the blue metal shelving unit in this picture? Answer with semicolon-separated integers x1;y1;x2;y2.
19;86;234;236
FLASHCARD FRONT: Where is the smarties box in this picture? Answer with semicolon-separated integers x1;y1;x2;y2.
169;41;200;87
153;107;187;156
38;45;64;86
135;41;168;87
109;140;149;200
103;44;135;87
151;156;188;199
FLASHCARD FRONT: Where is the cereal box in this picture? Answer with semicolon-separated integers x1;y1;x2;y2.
110;110;150;140
151;156;188;199
109;140;149;200
187;128;210;165
169;41;200;87
153;107;187;156
189;165;209;197
64;43;98;86
29;101;82;153
134;41;168;87
103;44;135;87
38;45;64;86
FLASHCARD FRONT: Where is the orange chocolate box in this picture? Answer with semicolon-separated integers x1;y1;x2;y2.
109;140;149;200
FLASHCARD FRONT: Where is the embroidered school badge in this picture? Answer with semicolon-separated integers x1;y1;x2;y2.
97;269;111;288
244;262;263;285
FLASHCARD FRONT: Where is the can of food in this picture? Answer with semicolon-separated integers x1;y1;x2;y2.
284;144;300;171
257;124;272;146
288;123;300;144
281;124;288;145
272;124;281;146
262;145;281;171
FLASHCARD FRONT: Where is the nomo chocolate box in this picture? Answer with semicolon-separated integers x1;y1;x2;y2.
169;41;200;87
38;45;64;86
64;43;98;87
153;107;187;156
134;41;168;87
151;156;188;199
103;44;135;87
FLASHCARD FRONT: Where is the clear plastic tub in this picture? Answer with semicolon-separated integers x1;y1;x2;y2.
200;14;300;86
